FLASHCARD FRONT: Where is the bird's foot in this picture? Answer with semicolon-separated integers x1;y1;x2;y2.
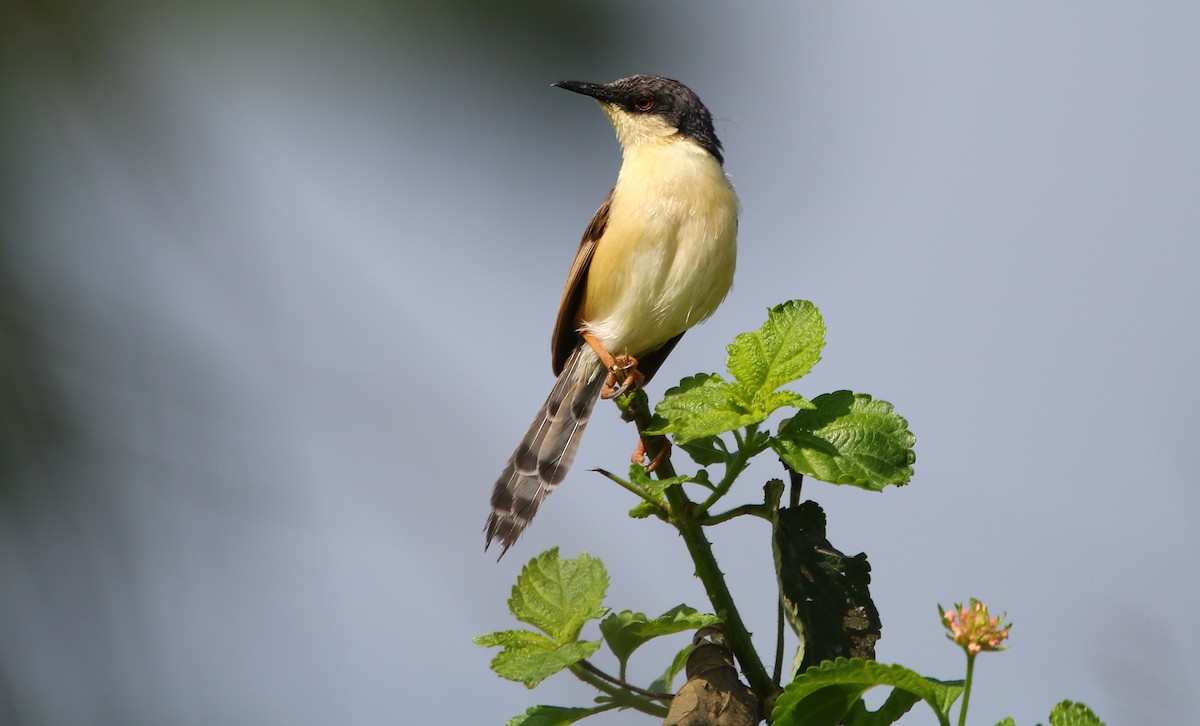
631;434;671;472
601;354;644;399
582;331;644;399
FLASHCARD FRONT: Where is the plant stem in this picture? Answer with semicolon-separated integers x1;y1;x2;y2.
958;652;976;726
701;503;771;526
786;465;804;509
773;601;785;686
698;424;766;515
592;467;667;517
661;482;776;712
619;394;778;714
569;664;669;718
767;479;786;687
578;659;674;701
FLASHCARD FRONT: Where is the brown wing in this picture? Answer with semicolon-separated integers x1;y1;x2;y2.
551;190;612;375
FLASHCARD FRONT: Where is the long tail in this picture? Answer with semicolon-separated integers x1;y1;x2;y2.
485;347;605;556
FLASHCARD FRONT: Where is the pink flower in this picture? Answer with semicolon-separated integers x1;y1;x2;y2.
939;598;1011;655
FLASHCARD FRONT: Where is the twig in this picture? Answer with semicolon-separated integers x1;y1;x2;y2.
774;601;785;687
578;659;673;701
700;503;771;526
787;465;803;509
569;664;670;718
593;467;668;517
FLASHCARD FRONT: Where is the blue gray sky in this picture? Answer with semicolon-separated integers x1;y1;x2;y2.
1;2;1197;724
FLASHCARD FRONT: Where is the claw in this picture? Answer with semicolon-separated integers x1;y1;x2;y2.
602;373;635;399
584;332;645;400
599;353;645;399
631;434;671;472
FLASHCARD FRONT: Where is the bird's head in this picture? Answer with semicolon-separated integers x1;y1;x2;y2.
553;75;723;163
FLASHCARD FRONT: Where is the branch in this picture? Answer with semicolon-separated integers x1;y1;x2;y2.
569;663;670;718
594;467;668;518
618;392;779;716
578;659;674;701
700;503;771;526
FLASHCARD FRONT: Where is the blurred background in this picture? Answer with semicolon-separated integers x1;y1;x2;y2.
2;1;1197;723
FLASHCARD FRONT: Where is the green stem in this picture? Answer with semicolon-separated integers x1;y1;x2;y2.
569;664;669;718
773;600;785;687
619;394;778;715
662;483;775;712
578;659;673;701
593;467;667;517
958;652;976;726
697;424;766;515
766;480;786;687
701;503;771;526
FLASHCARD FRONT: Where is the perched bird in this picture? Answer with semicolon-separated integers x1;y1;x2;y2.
485;75;739;555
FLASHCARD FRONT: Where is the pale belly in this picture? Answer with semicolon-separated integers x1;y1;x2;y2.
579;151;738;358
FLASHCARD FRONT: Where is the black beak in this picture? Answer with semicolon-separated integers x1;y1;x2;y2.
553;80;615;103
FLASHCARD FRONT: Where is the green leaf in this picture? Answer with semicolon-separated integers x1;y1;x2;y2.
677;436;728;466
771;658;963;726
922;676;967;718
629;464;689;498
474;630;602;688
691;468;715;489
599;605;722;671
647;373;759;443
773;503;880;674
726;299;825;394
762;389;814;413
648;643;692;694
994;719;1017;726
649;373;815;443
650;303;824;443
506;704;611;725
508;548;609;644
627;500;660;519
1048;700;1106;726
842;687;920;725
773;391;915;491
622;465;684;519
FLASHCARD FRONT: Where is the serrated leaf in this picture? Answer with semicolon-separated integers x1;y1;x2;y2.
994;719;1017;726
494;640;601;688
509;548;609;644
762;389;814;413
475;630;602;688
474;629;549;649
599;605;722;670
651;304;824;443
771;658;963;726
774;502;880;674
773;391;915;491
648;373;761;443
726;300;825;394
648;643;692;694
506;704;609;726
1048;700;1106;726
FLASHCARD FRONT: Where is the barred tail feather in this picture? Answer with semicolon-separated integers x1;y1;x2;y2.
485;347;605;556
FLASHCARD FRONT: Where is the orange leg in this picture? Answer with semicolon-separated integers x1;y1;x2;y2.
582;331;646;399
631;434;672;472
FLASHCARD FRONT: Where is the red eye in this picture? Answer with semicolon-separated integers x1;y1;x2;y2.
634;95;655;111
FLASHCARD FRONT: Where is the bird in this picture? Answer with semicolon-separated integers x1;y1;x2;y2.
485;75;739;556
